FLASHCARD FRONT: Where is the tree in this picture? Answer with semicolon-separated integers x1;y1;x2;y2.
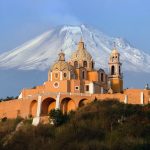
49;109;67;126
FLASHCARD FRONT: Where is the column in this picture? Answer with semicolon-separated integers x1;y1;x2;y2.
60;71;63;80
124;95;128;104
50;72;53;81
140;92;144;105
55;93;60;109
32;95;42;126
36;95;42;117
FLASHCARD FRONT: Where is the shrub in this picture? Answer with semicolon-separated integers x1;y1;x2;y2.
1;100;150;150
49;109;68;126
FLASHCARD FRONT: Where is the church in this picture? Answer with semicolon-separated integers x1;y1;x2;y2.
0;39;149;125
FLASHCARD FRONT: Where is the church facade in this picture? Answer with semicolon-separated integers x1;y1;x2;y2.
0;39;149;125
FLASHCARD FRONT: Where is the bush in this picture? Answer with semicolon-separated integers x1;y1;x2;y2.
1;100;150;150
49;109;68;126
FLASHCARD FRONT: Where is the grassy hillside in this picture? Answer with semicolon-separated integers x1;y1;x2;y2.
0;100;150;150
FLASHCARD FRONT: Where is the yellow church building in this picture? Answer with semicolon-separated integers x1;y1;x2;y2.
0;39;149;125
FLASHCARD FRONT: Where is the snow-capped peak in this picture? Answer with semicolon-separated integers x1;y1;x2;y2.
0;24;150;73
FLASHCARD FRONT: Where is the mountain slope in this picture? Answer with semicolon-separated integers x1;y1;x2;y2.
0;25;150;72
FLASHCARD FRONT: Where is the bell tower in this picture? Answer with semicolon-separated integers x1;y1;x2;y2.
108;46;123;93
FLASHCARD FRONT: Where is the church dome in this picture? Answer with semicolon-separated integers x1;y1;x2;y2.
51;50;75;71
111;49;119;54
111;42;119;55
52;61;74;71
70;38;92;62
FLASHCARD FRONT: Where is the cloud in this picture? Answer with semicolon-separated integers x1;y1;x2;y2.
38;0;81;25
49;13;81;25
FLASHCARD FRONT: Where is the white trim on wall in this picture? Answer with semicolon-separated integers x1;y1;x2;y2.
60;71;63;80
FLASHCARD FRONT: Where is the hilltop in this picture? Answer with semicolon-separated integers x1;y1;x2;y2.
0;100;150;150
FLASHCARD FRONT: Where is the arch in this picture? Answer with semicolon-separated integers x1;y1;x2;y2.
41;98;56;116
78;99;88;108
74;61;78;68
61;97;76;114
111;65;115;75
29;100;38;117
83;61;87;67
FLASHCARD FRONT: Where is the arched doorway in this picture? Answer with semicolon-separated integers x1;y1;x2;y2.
78;99;88;108
41;98;56;116
61;98;76;114
30;100;37;117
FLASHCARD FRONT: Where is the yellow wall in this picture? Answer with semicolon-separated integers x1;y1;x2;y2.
88;71;98;81
111;78;123;93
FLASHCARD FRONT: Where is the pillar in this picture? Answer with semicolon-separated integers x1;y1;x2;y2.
124;95;128;104
55;93;60;109
60;71;63;80
50;72;52;81
140;92;144;105
32;95;42;126
36;95;42;117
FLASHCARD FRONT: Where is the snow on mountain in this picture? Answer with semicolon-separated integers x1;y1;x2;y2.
0;24;150;73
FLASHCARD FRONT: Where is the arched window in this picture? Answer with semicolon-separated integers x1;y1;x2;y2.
92;62;94;69
55;73;58;78
83;61;87;67
112;56;115;62
82;71;85;79
74;61;78;68
111;66;115;75
101;73;104;82
64;73;67;78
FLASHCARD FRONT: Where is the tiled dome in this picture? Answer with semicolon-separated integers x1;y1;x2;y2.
70;39;92;62
52;61;74;71
51;50;75;71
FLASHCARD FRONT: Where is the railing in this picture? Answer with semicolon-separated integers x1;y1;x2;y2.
21;92;92;100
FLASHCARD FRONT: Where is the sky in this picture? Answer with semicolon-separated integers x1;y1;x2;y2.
0;0;150;54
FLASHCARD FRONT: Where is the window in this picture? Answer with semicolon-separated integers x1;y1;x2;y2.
85;85;89;91
83;61;87;67
64;73;67;78
112;56;115;62
55;73;58;78
75;86;79;90
92;61;94;69
82;71;85;79
74;61;78;68
53;82;59;88
111;66;115;75
101;73;104;82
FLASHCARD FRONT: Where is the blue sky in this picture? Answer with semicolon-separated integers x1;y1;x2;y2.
0;0;150;53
